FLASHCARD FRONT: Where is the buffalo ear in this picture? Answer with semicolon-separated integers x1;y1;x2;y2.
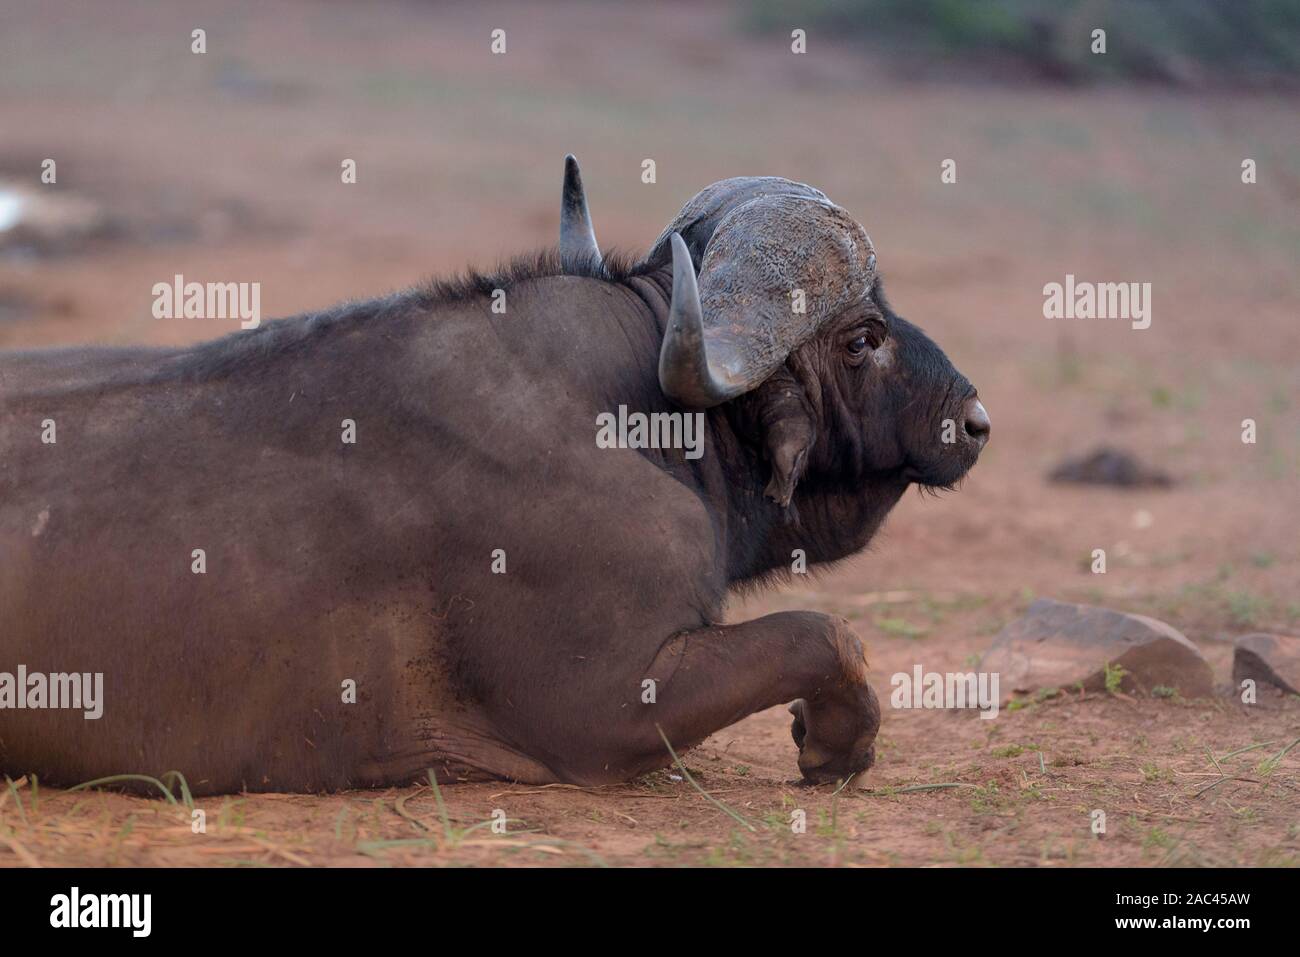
750;369;816;514
763;413;812;512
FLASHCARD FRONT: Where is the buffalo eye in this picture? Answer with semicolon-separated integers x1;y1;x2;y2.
844;315;887;363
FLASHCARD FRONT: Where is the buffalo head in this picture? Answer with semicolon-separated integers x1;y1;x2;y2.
650;176;988;504
562;158;988;509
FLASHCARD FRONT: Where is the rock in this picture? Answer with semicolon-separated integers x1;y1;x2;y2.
981;598;1213;699
1048;446;1173;488
1233;633;1300;695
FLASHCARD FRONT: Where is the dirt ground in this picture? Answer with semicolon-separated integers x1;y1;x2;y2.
0;0;1297;867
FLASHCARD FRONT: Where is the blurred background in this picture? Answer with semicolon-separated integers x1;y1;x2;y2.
1;0;1297;637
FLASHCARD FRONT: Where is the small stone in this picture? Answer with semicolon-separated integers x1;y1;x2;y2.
981;598;1213;700
1232;633;1300;695
1048;446;1173;488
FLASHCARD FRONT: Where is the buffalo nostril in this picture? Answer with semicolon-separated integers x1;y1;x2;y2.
963;399;990;443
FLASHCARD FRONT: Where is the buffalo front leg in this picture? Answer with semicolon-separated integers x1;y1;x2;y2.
581;611;881;785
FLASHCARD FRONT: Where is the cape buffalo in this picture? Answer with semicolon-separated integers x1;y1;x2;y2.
0;157;988;794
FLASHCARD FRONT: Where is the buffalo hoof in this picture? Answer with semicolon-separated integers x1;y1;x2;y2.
788;690;879;785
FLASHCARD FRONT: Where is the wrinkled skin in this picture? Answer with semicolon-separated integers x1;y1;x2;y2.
0;208;984;796
767;279;985;496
